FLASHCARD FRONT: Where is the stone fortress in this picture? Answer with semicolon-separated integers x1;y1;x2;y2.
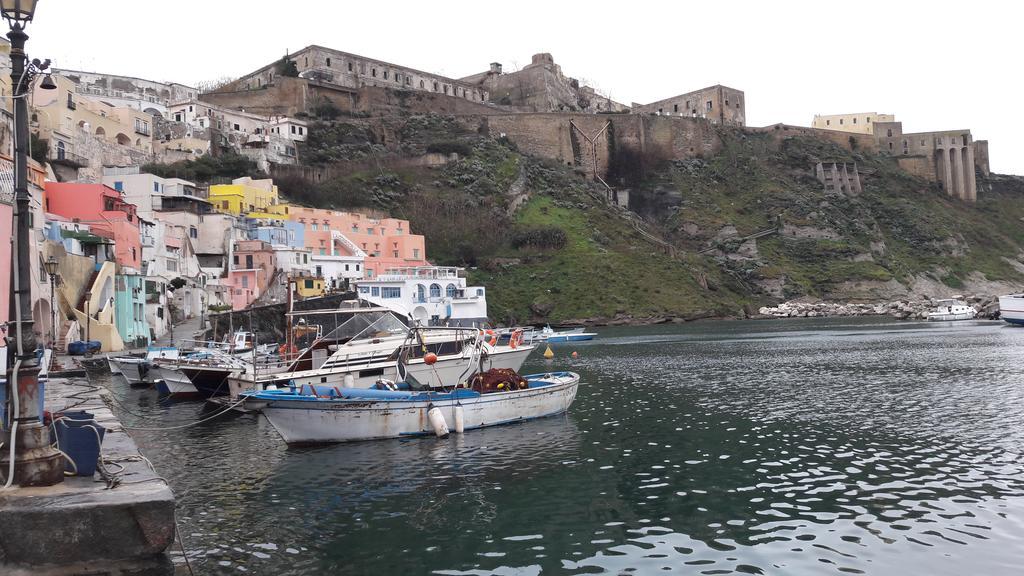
813;112;987;202
38;44;991;205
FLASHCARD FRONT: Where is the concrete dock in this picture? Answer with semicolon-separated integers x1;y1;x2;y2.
0;374;176;575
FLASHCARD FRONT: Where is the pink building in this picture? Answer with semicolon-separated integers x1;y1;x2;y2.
45;183;143;272
289;207;426;278
228;239;276;310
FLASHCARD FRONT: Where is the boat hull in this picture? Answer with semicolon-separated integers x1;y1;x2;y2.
927;312;975;322
999;295;1024;326
151;366;200;398
255;373;580;444
179;366;235;397
546;334;595;342
113;358;156;386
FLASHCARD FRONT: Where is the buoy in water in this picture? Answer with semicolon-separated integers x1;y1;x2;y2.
427;404;450;437
424;352;438;365
571;351;578;358
454;404;465;434
543;345;554;359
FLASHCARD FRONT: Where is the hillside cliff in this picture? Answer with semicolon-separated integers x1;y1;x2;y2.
269;115;1024;323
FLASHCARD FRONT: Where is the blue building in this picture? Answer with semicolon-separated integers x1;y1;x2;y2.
115;274;149;348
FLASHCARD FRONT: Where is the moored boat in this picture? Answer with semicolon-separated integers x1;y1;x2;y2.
999;294;1024;326
112;347;179;385
541;326;597;343
149;364;200;398
927;299;976;322
242;371;580;444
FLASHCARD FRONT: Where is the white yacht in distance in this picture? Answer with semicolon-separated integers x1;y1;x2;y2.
927;299;976;322
998;294;1024;326
355;266;487;327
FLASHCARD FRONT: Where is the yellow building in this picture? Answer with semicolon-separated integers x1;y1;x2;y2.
209;176;280;216
811;112;895;134
293;275;326;299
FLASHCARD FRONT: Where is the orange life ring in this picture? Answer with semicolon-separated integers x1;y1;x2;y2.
485;329;497;347
509;329;523;349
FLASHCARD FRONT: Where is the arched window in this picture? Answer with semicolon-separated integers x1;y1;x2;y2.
429;283;441;298
56;140;66;160
416;284;425;302
446;284;456;298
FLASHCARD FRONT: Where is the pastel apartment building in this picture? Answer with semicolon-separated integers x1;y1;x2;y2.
228;239;276;310
287;207;427;279
44;182;144;273
209;176;279;217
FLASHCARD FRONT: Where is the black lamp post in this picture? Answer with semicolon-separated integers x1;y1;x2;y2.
44;255;58;348
0;0;64;487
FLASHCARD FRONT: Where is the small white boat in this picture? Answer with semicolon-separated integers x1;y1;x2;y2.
541;326;597;343
927;299;976;322
112;347;180;385
107;356;123;375
242;371;580;444
999;294;1024;326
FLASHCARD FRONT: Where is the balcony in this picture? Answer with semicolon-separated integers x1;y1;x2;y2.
141;236;155;247
135;125;151;136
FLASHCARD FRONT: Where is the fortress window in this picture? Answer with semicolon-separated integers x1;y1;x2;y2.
433;81;438;91
348;62;353;71
420;80;425;89
658;108;663;115
372;68;377;77
826;120;830;126
853;118;857;124
383;71;388;79
867;117;871;123
921;140;925;146
673;104;679;113
725;99;729;106
889;142;893;151
326;58;331;67
887;129;893;137
706;100;713;110
839;119;843;125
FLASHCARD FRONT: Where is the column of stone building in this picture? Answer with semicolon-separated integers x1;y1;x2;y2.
964;145;977;202
850;163;862;194
951;147;965;200
839;163;851;194
940;146;954;197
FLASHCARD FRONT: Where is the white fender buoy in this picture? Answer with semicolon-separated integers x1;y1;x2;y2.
342;373;355;389
427;404;450;437
453;404;465;434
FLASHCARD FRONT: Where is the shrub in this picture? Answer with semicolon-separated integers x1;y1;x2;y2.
511;226;568;250
426;141;471;156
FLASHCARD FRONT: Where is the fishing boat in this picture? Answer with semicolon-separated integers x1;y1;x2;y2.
541;326;597;343
927;299;976;322
241;371;580;444
110;346;179;385
224;312;536;398
999;294;1024;326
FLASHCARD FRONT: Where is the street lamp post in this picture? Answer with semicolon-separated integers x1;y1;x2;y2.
84;290;92;345
44;255;58;349
0;0;65;487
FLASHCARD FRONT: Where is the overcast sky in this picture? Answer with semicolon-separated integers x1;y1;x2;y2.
24;0;1021;174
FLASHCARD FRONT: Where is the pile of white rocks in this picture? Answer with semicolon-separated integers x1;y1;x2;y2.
758;294;1000;321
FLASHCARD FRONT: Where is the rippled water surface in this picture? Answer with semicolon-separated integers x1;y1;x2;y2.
103;318;1024;575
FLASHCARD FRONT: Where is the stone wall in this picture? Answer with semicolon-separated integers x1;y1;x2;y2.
633;85;746;127
747;124;878;153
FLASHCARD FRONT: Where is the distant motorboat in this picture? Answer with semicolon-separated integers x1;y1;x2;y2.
927;299;976;322
241;371;581;444
541;326;597;343
111;347;179;385
998;294;1024;326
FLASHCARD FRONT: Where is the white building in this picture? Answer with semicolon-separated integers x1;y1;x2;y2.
270;116;308;142
355;266;487;327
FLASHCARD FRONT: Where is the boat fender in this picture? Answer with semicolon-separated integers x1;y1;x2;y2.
427;404;450;438
453;404;465;434
342;373;355;389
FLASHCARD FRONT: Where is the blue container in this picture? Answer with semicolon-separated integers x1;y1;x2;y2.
66;341;101;355
54;410;105;476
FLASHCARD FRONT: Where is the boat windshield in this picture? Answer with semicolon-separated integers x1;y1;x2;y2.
321;312;409;343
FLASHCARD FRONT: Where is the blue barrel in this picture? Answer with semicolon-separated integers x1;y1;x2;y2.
54;411;106;476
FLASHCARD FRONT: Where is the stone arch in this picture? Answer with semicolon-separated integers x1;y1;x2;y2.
143;107;162;118
95;126;106;136
115;133;131;146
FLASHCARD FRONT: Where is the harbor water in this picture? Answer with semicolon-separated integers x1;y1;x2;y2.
102;317;1024;575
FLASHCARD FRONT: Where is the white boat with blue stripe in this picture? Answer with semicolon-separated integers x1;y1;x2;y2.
241;371;580;444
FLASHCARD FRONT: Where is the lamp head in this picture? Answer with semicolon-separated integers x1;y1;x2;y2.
39;73;55;90
43;255;58;275
0;0;38;28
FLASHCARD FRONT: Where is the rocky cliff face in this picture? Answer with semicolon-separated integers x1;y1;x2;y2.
274;115;1024;324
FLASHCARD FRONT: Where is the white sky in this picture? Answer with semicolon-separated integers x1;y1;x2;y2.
24;0;1022;174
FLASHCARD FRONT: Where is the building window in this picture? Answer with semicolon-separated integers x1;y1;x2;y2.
420;80;425;89
853;118;857;124
312;223;318;231
344;264;349;271
367;227;374;235
413;248;420;259
839;118;844;125
113;181;124;191
305;279;314;289
348;62;353;72
241;276;248;288
673;104;679;113
371;286;380;296
433;81;438;91
233;123;240;131
446;284;456;298
706;101;712;111
326;57;331;67
887;129;893;137
826;120;830;126
320;248;325;255
383;70;388;80
429;283;441;298
867;117;871;123
889;142;893;151
381;286;401;299
392;250;398;257
152;181;160;192
372;68;377;77
356;264;360;271
190;227;197;238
